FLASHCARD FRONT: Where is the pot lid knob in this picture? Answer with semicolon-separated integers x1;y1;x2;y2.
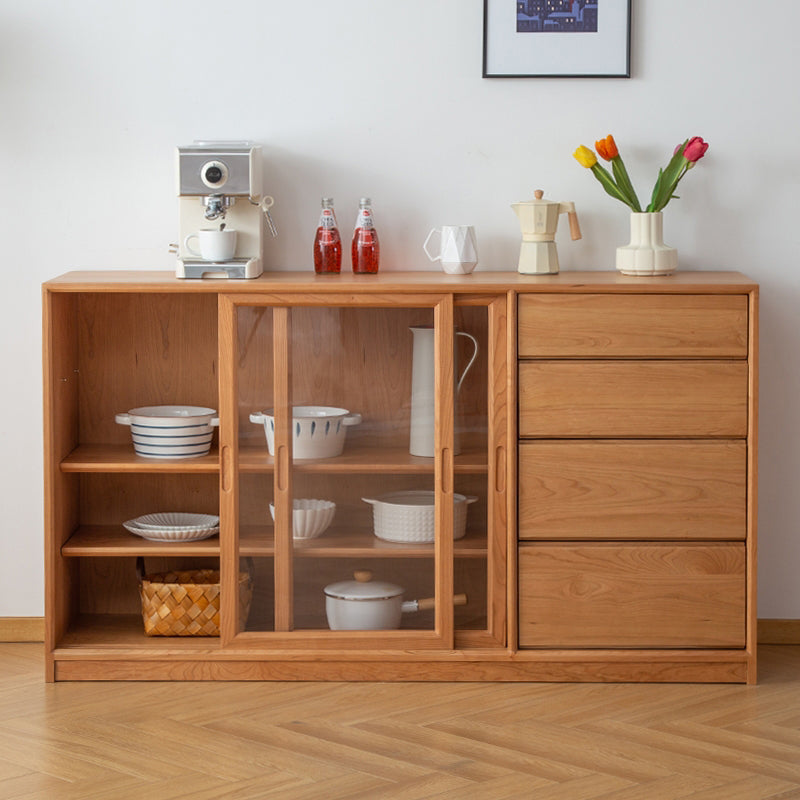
534;189;544;199
354;570;373;583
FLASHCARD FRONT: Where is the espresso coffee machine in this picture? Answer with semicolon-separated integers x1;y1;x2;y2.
175;141;276;279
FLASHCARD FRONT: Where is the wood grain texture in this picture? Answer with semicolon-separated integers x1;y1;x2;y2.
758;619;800;644
44;269;759;292
747;287;760;664
0;618;45;642
519;360;749;437
518;293;748;357
6;642;800;797
518;440;747;540
519;543;746;648
43;272;757;686
76;293;218;445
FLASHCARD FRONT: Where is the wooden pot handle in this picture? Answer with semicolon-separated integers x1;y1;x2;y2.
415;593;468;612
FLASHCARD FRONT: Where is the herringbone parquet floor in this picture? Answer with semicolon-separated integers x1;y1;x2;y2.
1;644;799;799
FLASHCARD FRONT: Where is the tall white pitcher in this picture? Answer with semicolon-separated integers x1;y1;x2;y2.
409;326;479;457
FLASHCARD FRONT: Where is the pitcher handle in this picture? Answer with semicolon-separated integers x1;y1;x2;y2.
423;228;441;262
455;331;479;393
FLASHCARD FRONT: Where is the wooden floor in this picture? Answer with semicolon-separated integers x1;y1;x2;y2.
1;645;799;799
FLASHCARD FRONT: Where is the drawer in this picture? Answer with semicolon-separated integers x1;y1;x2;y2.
518;294;748;358
519;360;749;437
519;440;747;540
518;543;746;648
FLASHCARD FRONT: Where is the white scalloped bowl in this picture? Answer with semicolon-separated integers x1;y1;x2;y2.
269;499;336;540
133;512;220;531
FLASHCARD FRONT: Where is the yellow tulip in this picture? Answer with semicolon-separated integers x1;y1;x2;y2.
573;145;597;168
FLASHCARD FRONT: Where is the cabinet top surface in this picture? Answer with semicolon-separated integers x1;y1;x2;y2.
43;270;757;293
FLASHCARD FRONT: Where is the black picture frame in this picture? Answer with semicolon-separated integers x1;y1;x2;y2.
483;0;631;78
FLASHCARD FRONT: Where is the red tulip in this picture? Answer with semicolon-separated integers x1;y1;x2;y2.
679;136;709;163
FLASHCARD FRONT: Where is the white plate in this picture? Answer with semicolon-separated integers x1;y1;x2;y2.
132;512;220;531
123;519;219;542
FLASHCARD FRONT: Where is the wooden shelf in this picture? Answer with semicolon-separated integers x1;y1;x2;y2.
59;444;488;474
56;614;222;651
241;526;488;558
238;445;489;473
62;526;221;557
61;445;220;473
61;525;489;559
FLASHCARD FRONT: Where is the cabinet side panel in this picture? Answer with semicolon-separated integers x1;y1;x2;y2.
43;290;80;669
746;287;759;681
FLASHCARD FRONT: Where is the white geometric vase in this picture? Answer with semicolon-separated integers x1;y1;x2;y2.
616;212;678;276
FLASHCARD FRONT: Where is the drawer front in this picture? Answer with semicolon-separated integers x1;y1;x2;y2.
518;294;748;358
518;361;749;437
519;440;747;540
518;543;746;648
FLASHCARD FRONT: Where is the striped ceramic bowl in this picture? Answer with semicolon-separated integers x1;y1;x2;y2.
115;405;219;459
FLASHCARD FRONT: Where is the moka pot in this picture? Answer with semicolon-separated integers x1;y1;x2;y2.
511;190;582;274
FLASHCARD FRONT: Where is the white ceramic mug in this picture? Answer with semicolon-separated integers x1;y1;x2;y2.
184;229;237;261
423;225;478;274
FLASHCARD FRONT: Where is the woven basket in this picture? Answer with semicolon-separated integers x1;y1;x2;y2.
137;558;252;636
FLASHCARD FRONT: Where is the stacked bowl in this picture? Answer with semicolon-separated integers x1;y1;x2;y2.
115;405;219;458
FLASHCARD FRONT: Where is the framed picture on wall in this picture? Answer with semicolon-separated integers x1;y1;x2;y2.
483;0;631;78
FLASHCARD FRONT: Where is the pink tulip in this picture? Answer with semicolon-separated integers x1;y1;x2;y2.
680;136;709;163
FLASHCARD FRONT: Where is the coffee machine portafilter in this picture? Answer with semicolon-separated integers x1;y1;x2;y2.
175;141;276;279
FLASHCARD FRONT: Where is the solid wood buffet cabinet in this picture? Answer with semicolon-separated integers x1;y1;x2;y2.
42;271;758;682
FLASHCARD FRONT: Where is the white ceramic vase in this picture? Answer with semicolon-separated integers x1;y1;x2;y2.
616;212;678;276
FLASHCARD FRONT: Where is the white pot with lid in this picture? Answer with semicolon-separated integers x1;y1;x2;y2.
324;570;466;630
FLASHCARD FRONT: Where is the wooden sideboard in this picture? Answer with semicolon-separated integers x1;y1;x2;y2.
43;270;757;682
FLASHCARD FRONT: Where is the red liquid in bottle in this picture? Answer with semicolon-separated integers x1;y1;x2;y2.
351;200;380;273
313;227;342;273
313;201;342;274
351;227;380;274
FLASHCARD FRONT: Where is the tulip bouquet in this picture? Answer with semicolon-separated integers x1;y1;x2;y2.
573;135;709;213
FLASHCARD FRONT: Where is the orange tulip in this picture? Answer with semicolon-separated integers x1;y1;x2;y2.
595;135;619;161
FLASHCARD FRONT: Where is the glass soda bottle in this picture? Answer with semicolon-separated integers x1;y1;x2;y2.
351;197;380;274
313;197;342;274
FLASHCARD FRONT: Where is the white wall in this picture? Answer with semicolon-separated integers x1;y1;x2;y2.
2;0;798;618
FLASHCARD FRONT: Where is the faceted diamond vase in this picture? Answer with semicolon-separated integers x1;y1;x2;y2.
616;212;678;276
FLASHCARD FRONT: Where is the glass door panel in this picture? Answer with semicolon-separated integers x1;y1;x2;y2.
221;291;506;649
288;304;436;633
234;304;276;633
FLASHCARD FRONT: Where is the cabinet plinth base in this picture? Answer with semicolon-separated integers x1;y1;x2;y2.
51;651;754;684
